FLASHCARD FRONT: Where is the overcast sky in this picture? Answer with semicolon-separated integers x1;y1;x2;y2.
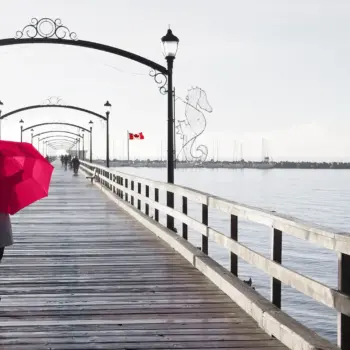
0;0;349;161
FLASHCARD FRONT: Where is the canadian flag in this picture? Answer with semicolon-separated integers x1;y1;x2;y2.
129;132;144;140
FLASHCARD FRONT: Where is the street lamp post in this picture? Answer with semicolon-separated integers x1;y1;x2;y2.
89;120;93;163
19;119;24;142
81;130;85;160
161;28;179;230
31;128;34;144
76;138;79;157
104;101;111;167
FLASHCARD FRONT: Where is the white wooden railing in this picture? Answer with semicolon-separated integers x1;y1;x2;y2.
80;160;350;349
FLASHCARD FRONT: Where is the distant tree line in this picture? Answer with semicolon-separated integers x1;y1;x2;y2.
107;158;350;169
274;161;350;169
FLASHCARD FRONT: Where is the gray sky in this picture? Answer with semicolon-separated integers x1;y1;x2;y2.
0;0;349;161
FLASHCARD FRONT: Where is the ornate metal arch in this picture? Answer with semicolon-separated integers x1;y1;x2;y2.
23;122;90;133
1;104;106;121
0;18;168;93
46;140;77;147
47;144;76;151
46;142;77;148
42;139;78;146
40;135;79;142
33;130;83;139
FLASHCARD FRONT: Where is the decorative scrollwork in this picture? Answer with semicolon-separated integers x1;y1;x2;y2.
15;18;78;40
149;69;168;95
43;96;63;105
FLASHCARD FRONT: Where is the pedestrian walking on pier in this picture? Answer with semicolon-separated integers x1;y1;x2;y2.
0;212;13;263
0;140;54;263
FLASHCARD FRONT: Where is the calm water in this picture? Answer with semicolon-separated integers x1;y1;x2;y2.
114;167;350;344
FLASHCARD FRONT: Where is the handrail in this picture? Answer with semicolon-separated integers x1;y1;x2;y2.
80;161;350;254
80;160;350;348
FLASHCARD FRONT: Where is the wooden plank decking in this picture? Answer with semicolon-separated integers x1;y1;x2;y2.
0;164;287;349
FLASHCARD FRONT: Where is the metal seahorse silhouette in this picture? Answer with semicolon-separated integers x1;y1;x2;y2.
176;87;213;162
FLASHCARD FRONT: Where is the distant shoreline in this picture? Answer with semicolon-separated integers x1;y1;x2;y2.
92;160;350;170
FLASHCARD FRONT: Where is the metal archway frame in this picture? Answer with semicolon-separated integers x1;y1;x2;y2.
26;122;92;162
43;139;78;149
41;137;79;154
1;17;176;230
0;18;167;75
46;140;77;150
32;130;84;158
40;136;83;160
23;122;90;133
1;104;106;121
47;140;77;147
33;130;83;139
45;140;78;154
40;135;79;142
9;104;103;163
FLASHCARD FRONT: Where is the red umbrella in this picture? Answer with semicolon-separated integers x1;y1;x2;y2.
0;140;54;215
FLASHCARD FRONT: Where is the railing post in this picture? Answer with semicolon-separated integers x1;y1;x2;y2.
130;181;134;206
137;183;141;210
145;185;149;216
338;253;350;349
118;176;122;197
182;196;188;240
125;178;129;202
120;177;124;199
154;188;159;222
230;214;238;276
167;191;174;231
271;228;282;308
202;203;208;254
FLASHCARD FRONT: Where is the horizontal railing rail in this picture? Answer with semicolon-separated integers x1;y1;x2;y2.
80;160;350;349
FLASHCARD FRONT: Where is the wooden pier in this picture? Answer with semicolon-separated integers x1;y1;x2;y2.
0;164;285;349
0;161;348;349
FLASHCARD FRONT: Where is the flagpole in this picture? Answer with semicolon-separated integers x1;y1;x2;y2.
127;130;130;163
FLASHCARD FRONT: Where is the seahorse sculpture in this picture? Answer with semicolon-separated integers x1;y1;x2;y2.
176;87;213;162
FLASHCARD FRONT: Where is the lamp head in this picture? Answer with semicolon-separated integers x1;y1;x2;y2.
161;28;179;58
104;101;112;113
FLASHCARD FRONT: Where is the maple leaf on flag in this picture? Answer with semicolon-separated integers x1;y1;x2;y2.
129;132;144;140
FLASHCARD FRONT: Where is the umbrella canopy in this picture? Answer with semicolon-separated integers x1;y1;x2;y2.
0;140;54;215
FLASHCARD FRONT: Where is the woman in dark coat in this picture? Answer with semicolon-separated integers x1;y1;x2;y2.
0;212;13;262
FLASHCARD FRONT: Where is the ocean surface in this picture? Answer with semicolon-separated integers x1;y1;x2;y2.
113;167;350;344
